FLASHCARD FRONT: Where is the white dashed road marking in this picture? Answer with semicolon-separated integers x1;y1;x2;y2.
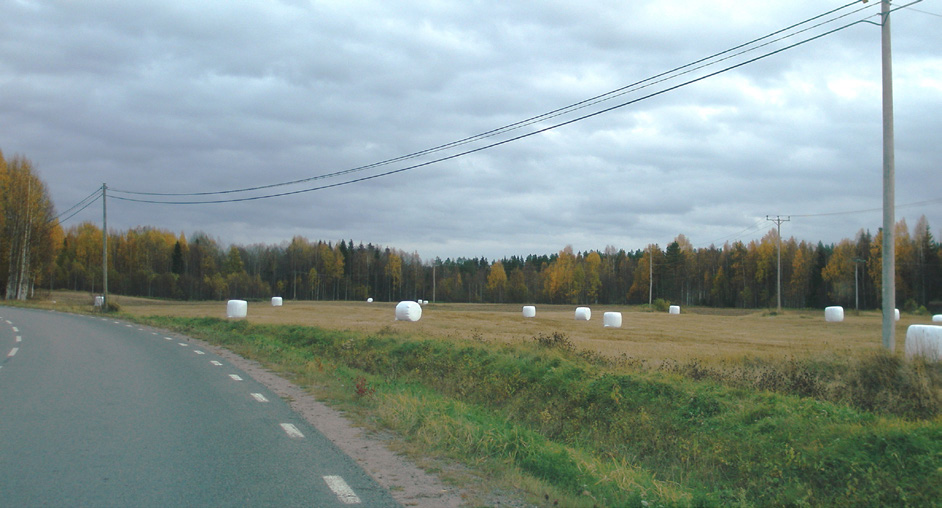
280;423;304;439
228;374;243;381
250;393;269;402
194;350;205;355
164;337;173;341
324;475;361;504
11;327;18;332
211;361;223;366
15;336;22;343
178;343;188;347
7;348;18;358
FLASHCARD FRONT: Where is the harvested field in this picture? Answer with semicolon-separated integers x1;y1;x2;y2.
97;294;929;364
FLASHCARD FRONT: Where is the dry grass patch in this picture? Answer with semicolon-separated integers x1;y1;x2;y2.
108;294;927;365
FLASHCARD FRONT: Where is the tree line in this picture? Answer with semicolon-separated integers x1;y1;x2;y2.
2;151;940;310
49;219;941;311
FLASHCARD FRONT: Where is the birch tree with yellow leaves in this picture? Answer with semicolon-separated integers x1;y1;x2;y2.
1;151;62;300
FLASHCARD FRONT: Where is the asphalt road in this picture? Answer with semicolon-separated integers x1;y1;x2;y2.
0;306;399;507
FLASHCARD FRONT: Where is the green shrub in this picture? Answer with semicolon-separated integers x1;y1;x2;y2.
652;298;671;312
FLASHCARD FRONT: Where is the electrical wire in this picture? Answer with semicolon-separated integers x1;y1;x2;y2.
111;9;885;206
704;219;771;247
51;188;103;224
55;193;102;224
109;0;880;200
910;7;942;18
788;197;942;217
696;197;941;248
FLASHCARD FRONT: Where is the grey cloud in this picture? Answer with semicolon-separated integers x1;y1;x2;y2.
0;1;939;260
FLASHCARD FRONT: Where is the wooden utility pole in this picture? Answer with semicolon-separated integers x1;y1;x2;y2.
648;245;653;305
766;215;790;312
881;0;895;351
102;183;108;311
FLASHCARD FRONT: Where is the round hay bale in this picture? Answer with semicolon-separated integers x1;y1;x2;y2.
933;314;942;323
574;307;591;321
271;297;283;307
395;301;422;322
603;312;622;328
825;306;844;322
669;305;680;315
905;325;942;362
522;305;536;318
227;299;247;319
367;297;373;303
895;308;900;321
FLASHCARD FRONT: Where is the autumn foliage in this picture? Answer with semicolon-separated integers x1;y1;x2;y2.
47;220;942;311
0;150;62;300
4;149;940;309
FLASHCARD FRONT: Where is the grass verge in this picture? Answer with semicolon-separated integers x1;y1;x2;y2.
133;314;940;507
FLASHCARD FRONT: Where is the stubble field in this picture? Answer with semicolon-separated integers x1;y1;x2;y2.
114;297;923;364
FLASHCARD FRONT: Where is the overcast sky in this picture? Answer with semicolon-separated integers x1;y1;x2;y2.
1;0;939;261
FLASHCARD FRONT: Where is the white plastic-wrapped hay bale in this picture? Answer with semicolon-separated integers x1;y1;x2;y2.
905;325;942;362
933;314;942;323
271;297;283;307
522;305;536;318
574;307;591;321
895;308;900;321
367;297;373;303
603;312;622;328
669;305;680;315
227;299;248;319
93;295;104;307
395;301;422;322
825;306;844;322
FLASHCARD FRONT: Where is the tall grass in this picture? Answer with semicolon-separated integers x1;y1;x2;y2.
657;352;942;420
137;315;942;507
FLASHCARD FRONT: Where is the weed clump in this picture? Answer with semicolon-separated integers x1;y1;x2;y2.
532;332;575;353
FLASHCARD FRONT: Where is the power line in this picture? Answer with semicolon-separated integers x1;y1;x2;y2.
111;8;885;206
52;188;103;224
109;1;880;201
910;7;942;18
702;219;769;246
788;197;942;217
697;197;940;247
